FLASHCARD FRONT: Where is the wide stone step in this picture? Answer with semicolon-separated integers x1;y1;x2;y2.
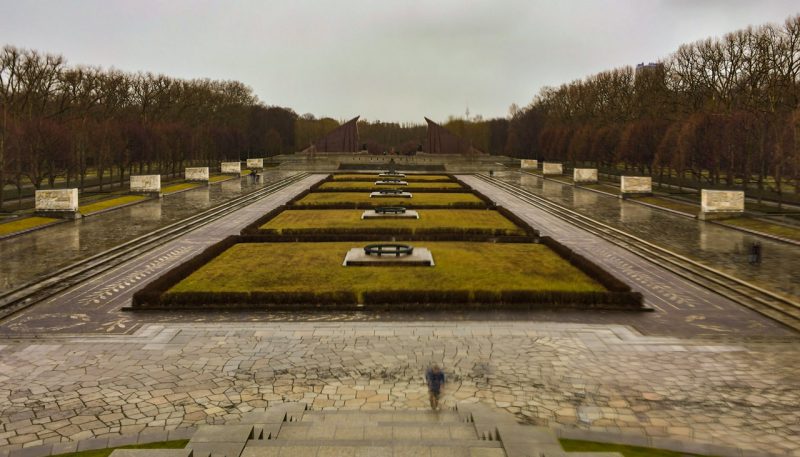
277;422;477;440
242;439;505;457
301;410;463;424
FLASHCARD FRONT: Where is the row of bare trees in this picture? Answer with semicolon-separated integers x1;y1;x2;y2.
506;14;800;199
0;45;298;207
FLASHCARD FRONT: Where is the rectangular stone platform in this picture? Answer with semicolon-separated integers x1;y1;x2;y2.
573;168;598;183
361;209;420;219
246;158;264;168
521;159;538;169
370;191;412;198
221;161;242;174
130;175;162;196
35;189;81;219
620;176;652;197
375;180;408;186
699;190;745;220
343;247;434;266
379;172;406;178
542;162;563;175
185;167;210;182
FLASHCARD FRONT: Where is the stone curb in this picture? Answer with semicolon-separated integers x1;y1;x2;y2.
554;426;789;457
623;198;696;219
711;220;800;247
0;427;197;457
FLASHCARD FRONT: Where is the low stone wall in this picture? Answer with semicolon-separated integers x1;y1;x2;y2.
520;159;538;169
573;168;598;183
620;176;652;196
699;190;745;220
130;175;161;195
246;158;264;169
542;162;563;175
221;162;242;174
185;167;210;182
35;189;80;218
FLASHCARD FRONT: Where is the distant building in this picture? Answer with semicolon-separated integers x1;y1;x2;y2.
635;62;663;74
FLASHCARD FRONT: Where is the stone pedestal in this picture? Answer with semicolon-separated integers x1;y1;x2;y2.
620;176;652;198
221;162;242;175
375;180;408;186
699;190;745;220
130;175;162;196
246;158;264;169
343;247;434;266
542;162;563;175
573;168;598;183
370;191;412;198
520;159;538;170
361;210;419;219
35;189;81;219
185;167;210;182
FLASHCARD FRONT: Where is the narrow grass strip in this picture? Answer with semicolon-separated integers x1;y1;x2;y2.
0;216;60;236
79;195;147;215
51;440;189;457
162;182;202;194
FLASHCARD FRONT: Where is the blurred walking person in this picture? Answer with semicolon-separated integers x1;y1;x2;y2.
426;364;445;411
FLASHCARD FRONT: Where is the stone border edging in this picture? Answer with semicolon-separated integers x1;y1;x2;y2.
554;426;786;457
623;198;696;219
80;196;156;218
711;220;800;247
0;427;196;457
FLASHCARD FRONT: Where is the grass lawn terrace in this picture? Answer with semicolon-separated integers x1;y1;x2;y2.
318;181;463;190
293;192;485;207
79;195;147;215
332;174;453;182
0;216;60;236
167;241;605;301
259;209;526;235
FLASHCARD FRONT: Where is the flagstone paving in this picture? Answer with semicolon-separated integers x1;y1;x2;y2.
0;322;798;456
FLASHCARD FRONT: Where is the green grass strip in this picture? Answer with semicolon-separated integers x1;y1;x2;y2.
79;195;147;215
168;241;605;297
52;439;189;457
721;217;800;242
260;209;524;235
319;181;463;190
162;182;202;194
209;175;236;183
560;439;716;457
294;192;483;207
0;216;60;236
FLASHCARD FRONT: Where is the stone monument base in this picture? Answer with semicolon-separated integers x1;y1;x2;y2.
698;210;744;221
370;192;412;198
35;210;82;220
342;247;434;266
375;180;408;186
361;210;420;219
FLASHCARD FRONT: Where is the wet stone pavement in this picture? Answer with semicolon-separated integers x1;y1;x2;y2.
0;323;798;456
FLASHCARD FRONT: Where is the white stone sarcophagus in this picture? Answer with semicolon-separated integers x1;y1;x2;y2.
35;189;80;219
620;176;652;197
520;159;538;170
221;162;242;175
246;158;264;169
130;175;161;196
185;167;210;182
699;190;745;220
542;162;563;175
573;168;598;183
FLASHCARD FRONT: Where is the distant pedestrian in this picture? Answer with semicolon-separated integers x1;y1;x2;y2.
749;242;762;265
425;364;445;411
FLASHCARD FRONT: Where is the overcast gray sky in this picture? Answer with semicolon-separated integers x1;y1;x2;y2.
1;0;798;123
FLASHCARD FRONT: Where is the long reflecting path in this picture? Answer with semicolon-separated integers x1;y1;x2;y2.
0;171;296;291
492;170;800;301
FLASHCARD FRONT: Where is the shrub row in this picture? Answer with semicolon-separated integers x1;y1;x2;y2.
288;202;490;210
312;187;465;193
236;233;537;243
338;163;446;172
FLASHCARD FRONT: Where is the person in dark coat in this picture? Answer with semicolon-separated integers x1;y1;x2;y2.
425;364;445;410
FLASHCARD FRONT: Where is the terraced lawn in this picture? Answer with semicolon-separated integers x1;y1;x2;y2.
162;182;202;194
332;174;452;182
259;209;525;235
168;241;605;299
293;192;485;207
318;181;463;190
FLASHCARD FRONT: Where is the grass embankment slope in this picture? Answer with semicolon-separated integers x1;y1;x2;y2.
79;195;147;215
294;192;484;207
260;209;524;235
318;181;463;190
0;216;60;236
168;242;605;299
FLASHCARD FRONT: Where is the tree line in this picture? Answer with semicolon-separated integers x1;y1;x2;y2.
0;45;297;207
505;14;800;198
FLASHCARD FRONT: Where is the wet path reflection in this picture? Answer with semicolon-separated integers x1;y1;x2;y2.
493;171;800;300
0;171;295;291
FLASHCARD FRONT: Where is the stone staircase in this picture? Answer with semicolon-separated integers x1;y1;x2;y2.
110;403;622;457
